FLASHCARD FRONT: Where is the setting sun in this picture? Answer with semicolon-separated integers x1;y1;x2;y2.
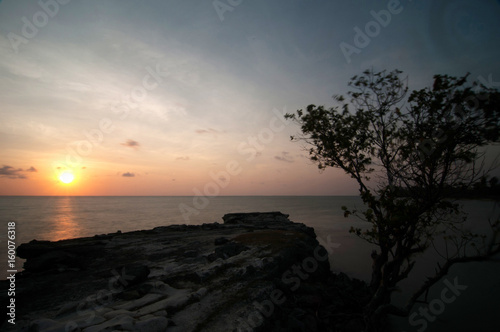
59;171;75;184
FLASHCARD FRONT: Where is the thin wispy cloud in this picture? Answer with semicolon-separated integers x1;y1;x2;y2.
195;128;221;135
274;151;294;163
176;156;190;161
121;139;140;149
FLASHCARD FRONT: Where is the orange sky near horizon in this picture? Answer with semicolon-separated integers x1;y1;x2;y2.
0;162;354;196
0;134;356;196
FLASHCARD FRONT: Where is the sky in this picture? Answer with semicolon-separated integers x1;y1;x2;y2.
0;0;499;196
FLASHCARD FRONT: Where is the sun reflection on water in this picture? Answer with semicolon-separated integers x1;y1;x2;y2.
52;196;81;241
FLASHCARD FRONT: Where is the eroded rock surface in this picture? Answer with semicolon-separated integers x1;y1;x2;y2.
1;212;369;331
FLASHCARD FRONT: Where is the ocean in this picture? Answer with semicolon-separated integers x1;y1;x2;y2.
1;196;499;331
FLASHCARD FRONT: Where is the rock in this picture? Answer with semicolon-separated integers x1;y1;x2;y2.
17;238;108;260
287;313;308;331
119;290;142;300
342;318;367;332
134;316;169;332
194;287;207;298
7;212;371;332
55;301;80;317
16;240;52;258
151;310;167;317
201;223;220;230
17;237;110;275
144;281;170;295
134;292;188;316
30;318;66;332
137;314;155;321
183;250;198;258
103;309;134;319
82;315;134;332
110;264;150;288
57;313;107;331
113;293;164;311
297;294;323;308
214;237;229;245
214;242;249;260
23;251;78;272
222;211;291;225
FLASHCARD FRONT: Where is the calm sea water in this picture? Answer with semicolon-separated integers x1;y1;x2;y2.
1;196;498;331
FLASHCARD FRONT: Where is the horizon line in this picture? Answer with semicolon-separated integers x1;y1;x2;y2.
0;194;359;197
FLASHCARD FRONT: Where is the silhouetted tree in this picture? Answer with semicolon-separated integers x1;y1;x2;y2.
286;69;500;331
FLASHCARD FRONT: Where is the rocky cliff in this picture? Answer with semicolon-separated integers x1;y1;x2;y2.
1;212;369;332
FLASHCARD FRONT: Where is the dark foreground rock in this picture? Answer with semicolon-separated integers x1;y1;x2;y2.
1;212;369;331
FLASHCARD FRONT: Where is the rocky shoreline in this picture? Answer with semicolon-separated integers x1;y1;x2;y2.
1;212;370;331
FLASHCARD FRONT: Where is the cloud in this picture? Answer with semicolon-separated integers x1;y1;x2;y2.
121;139;140;149
0;165;38;179
122;172;135;177
176;156;190;161
274;151;294;163
195;128;222;136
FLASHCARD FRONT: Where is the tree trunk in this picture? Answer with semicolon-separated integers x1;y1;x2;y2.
369;250;383;292
365;251;401;331
364;285;391;331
